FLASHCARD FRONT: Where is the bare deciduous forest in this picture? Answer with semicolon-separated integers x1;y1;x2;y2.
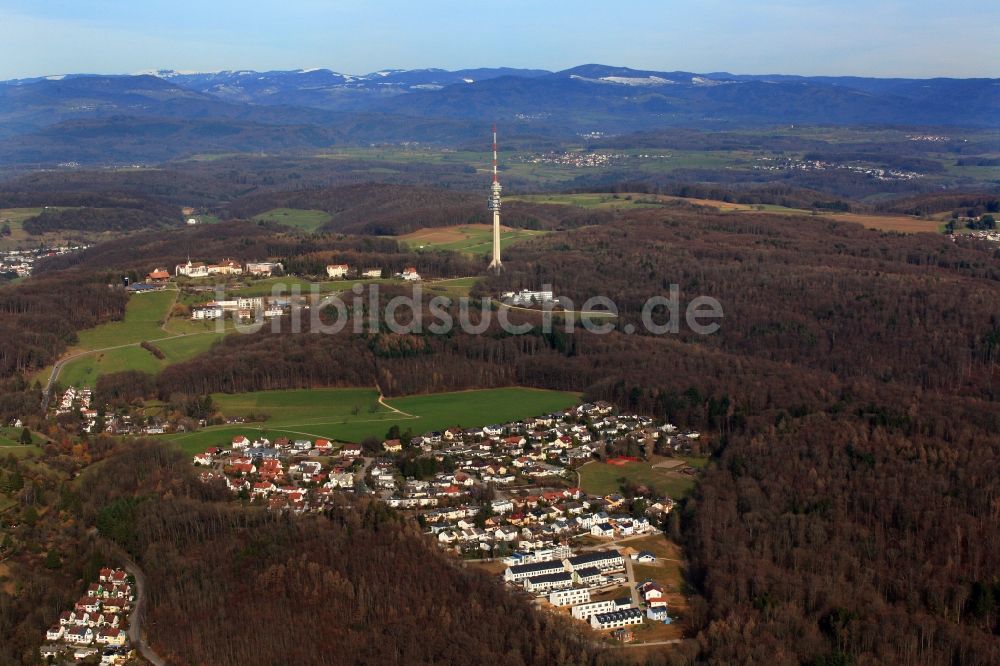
1;191;998;664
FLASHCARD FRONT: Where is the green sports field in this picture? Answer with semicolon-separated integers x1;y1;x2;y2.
164;386;580;455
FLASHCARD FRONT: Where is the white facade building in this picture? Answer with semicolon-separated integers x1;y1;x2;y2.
548;587;591;607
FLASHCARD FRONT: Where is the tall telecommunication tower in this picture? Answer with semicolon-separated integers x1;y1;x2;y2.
487;123;502;272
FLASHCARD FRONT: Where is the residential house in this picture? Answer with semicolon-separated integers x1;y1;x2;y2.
523;572;574;594
647;606;670;622
573;566;605;586
491;498;514;514
341;443;363;457
326;264;350;278
65;626;94;644
564;550;624;572
504;561;566;583
591;523;615;538
570;598;631;621
590;607;644;631
97;627;126;646
549;587;591;607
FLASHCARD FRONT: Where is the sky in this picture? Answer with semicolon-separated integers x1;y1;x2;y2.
0;0;996;80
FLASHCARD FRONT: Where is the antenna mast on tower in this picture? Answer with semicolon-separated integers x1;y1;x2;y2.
487;123;503;272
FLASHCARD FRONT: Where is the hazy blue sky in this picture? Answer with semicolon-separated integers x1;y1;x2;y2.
1;0;996;79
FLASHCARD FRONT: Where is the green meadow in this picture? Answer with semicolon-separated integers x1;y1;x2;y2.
0;427;44;457
58;331;225;388
75;289;176;349
164;386;580;455
252;208;332;232
49;289;230;388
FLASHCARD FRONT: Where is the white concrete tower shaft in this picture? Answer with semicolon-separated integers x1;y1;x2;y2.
488;123;502;271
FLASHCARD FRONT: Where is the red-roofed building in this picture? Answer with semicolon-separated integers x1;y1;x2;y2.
259;459;284;481
252;481;276;496
227;462;256;475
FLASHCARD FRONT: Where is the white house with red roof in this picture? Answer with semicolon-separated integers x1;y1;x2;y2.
326;264;350;278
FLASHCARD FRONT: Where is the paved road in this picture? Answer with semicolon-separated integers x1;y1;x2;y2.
119;557;167;666
356;456;375;493
490;298;620;318
624;556;641;607
617;639;684;648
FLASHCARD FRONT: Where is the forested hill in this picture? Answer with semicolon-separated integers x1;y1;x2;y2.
141;205;1000;664
225;183;613;235
1;194;998;663
0;440;605;665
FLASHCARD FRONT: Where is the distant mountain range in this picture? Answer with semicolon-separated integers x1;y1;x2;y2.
0;64;997;165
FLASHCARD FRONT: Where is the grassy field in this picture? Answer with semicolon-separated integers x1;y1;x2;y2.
57;330;225;387
398;224;546;255
512;192;943;234
251;208;332;232
0;207;79;250
164;387;580;455
508;193;667;210
47;289;230;388
0;427;44;457
76;289;176;349
578;456;705;500
59;346;163;387
422;276;483;298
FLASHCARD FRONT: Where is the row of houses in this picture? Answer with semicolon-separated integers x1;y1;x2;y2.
165;258;283;279
40;567;134;663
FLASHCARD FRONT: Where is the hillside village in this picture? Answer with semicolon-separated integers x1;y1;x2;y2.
37;567;136;664
189;401;699;643
1;244;89;278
